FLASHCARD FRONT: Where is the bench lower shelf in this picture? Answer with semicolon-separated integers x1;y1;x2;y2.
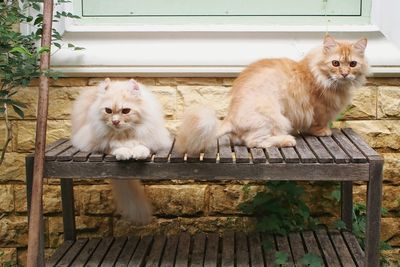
47;230;364;267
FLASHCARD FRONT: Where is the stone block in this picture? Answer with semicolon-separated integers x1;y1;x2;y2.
15;120;71;152
0;248;17;266
378;86;400;118
148;86;177;119
354;185;400;212
343;86;377;119
382;153;400;184
0;185;14;213
0;152;26;182
145;185;206;216
382;218;400;246
0;216;28;247
75;185;115;215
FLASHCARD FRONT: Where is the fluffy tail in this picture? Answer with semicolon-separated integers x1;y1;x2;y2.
111;180;152;225
175;105;232;155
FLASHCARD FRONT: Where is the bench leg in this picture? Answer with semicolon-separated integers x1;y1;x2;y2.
365;159;383;267
26;156;45;266
341;181;353;230
61;179;76;241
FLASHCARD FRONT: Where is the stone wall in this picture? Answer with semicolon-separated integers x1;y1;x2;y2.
0;77;399;265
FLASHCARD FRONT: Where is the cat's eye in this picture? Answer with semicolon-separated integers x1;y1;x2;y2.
350;61;357;67
122;108;131;114
332;60;340;67
105;108;112;114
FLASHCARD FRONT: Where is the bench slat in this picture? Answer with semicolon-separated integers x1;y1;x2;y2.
265;146;283;163
248;233;264;267
329;230;357;267
46;139;69;152
342;128;380;159
332;129;367;163
218;135;233;163
289;232;306;263
71;238;100;267
204;233;219;267
250;148;266;164
57;146;79;162
85;237;114;267
154;140;174;163
342;231;365;267
114;236;140;267
301;231;322;257
295;136;317;163
276;235;294;264
221;231;235;267
315;229;341;267
145;235;167;267
174;233;191;267
280;147;300;163
160;235;179;267
128;236;153;267
236;232;250;266
88;153;104;162
233;145;250;163
100;237;127;267
261;233;277;266
46;141;73;161
203;141;218;163
72;151;91;162
319;135;350;163
71;238;101;267
303;135;333;163
47;240;74;267
57;239;88;267
191;233;206;266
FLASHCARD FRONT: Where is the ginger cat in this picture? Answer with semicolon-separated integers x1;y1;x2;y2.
71;78;171;224
176;35;368;154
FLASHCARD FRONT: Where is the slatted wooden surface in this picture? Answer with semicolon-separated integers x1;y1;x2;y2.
41;129;377;164
47;230;365;267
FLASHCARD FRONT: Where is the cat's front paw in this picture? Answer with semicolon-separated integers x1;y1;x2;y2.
131;145;151;160
309;127;332;137
113;147;133;160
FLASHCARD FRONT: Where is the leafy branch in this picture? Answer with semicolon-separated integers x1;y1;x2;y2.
0;0;83;165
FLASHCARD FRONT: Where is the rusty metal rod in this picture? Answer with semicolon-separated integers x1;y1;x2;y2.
26;0;54;266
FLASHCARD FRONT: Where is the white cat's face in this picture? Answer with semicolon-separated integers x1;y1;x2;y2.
96;79;142;131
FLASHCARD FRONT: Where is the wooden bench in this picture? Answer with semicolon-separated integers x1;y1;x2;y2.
26;128;383;266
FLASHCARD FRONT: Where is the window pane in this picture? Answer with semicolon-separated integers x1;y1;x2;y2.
82;0;361;17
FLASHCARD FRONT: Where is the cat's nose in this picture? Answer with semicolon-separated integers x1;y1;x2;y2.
341;73;349;78
112;120;120;126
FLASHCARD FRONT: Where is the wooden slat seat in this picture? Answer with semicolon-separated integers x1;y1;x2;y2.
34;128;376;181
25;128;383;267
47;230;365;267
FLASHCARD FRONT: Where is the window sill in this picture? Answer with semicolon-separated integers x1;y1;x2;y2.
51;29;400;77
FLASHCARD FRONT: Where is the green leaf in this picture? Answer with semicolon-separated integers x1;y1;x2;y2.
9;46;32;56
54;43;62;49
274;251;288;266
333;219;347;230
330;189;341;203
12;104;25;119
299;253;324;267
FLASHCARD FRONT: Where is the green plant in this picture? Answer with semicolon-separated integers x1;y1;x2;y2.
0;0;83;165
240;181;323;266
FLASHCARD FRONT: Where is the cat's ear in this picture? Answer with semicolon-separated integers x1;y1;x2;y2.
323;35;338;53
127;79;141;96
98;78;111;92
352;38;367;55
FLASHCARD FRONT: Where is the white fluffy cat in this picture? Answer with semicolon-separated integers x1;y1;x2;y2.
71;78;171;224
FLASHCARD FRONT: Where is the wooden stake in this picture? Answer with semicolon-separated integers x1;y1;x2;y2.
26;1;53;266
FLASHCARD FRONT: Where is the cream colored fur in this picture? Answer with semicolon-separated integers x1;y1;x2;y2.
176;35;368;154
71;78;171;224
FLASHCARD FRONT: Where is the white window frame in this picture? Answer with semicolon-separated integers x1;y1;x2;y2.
28;0;400;77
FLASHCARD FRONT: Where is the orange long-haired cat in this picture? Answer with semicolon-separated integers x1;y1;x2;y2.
176;35;368;154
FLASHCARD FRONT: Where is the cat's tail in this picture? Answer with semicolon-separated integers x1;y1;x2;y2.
175;105;232;155
110;180;152;225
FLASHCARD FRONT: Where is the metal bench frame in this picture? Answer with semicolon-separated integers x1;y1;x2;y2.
26;128;383;266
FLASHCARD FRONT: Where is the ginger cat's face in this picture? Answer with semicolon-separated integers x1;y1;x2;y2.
97;79;142;131
316;35;368;88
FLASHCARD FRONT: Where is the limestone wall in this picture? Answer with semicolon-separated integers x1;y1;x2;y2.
0;77;399;265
